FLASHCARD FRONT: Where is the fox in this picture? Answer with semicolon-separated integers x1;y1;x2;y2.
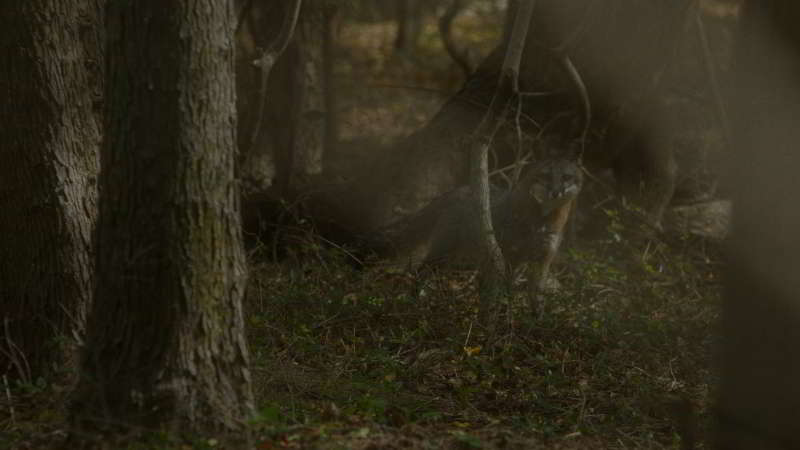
375;155;583;303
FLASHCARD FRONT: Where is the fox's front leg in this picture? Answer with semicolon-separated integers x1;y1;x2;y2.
527;230;562;316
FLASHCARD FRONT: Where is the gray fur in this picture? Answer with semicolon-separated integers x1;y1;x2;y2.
376;158;583;279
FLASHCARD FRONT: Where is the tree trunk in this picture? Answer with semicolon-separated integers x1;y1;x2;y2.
237;0;328;197
717;1;800;448
70;0;254;443
0;1;100;380
323;5;341;157
281;2;327;192
237;0;302;194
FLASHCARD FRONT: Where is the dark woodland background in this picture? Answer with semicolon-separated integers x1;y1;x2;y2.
2;0;800;449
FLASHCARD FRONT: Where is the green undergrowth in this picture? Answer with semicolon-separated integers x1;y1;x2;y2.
1;211;722;449
244;211;723;449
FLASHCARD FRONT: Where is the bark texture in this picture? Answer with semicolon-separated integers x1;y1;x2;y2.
70;0;253;440
0;1;100;379
718;1;800;448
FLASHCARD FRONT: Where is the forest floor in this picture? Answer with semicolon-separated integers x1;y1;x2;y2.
1;14;725;450
237;197;722;450
2;221;722;450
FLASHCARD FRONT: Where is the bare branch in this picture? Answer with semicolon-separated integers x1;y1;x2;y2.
501;1;534;84
558;53;591;153
439;0;474;77
247;0;303;157
468;0;536;302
